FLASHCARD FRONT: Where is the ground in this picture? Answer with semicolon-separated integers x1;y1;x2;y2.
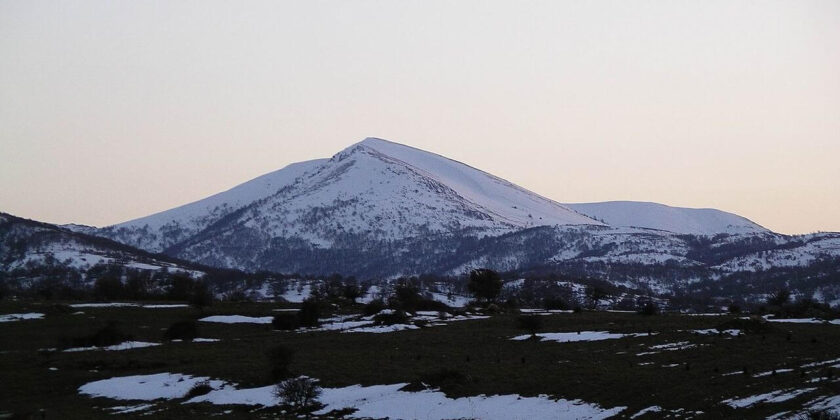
1;300;839;419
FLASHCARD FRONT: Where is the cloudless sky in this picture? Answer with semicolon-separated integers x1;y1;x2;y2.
1;0;838;234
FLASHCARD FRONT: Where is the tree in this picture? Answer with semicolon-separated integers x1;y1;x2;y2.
638;301;659;316
167;274;195;301
94;276;124;301
342;284;361;303
767;289;791;307
189;281;214;310
467;269;502;303
585;285;609;310
298;299;320;328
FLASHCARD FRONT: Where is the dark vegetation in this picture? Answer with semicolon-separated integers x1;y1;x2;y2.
164;320;199;341
516;315;544;337
60;321;132;349
2;300;840;419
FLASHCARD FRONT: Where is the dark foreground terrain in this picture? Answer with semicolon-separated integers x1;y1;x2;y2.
1;301;839;419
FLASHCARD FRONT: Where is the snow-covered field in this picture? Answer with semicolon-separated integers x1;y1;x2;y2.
722;388;818;408
63;341;161;352
78;373;627;419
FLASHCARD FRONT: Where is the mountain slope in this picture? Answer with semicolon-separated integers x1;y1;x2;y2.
163;138;604;269
98;158;327;252
100;138;602;257
0;212;204;281
565;201;768;235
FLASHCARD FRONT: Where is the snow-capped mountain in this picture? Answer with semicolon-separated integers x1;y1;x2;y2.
99;137;603;256
564;201;768;235
24;137;836;294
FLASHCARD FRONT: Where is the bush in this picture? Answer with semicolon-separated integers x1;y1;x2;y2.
164;320;198;341
64;322;131;349
184;380;213;399
728;303;741;314
716;317;776;334
189;281;214;309
94;276;124;301
638;302;659;316
298;299;320;328
767;289;791;307
543;297;568;311
272;313;300;330
468;269;502;303
374;310;410;325
517;315;543;336
363;299;386;316
274;377;321;412
267;345;296;380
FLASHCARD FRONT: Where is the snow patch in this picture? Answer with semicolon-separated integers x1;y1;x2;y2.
0;313;44;322
198;315;273;324
511;331;652;343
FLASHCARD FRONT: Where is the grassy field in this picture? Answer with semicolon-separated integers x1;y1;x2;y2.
1;300;839;419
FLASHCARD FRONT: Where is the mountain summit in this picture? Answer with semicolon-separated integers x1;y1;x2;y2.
100;138;603;253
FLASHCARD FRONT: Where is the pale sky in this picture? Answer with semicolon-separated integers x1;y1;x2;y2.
1;0;838;234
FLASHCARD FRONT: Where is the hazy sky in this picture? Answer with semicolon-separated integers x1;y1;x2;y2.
1;1;838;234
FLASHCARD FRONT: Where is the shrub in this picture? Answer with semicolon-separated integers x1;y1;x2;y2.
298;299;320;328
189;281;214;310
64;322;131;349
363;299;386;316
638;302;659;316
272;313;300;330
342;284;361;303
468;269;502;303
374;310;410;325
716;317;776;334
274;377;321;412
766;288;791;307
728;303;741;314
185;380;213;399
517;315;543;336
543;297;568;311
94;276;124;301
164;320;199;341
267;345;296;380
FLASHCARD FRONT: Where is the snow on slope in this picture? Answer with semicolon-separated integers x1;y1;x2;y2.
104;138;602;255
102;159;327;252
359;138;599;228
714;233;840;272
181;139;602;252
0;213;206;285
564;201;768;235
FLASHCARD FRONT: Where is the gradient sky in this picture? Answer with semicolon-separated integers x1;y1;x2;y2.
1;1;838;234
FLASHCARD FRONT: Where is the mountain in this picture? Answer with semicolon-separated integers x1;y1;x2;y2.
99;137;603;255
564;201;768;235
0;212;205;287
10;137;837;304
